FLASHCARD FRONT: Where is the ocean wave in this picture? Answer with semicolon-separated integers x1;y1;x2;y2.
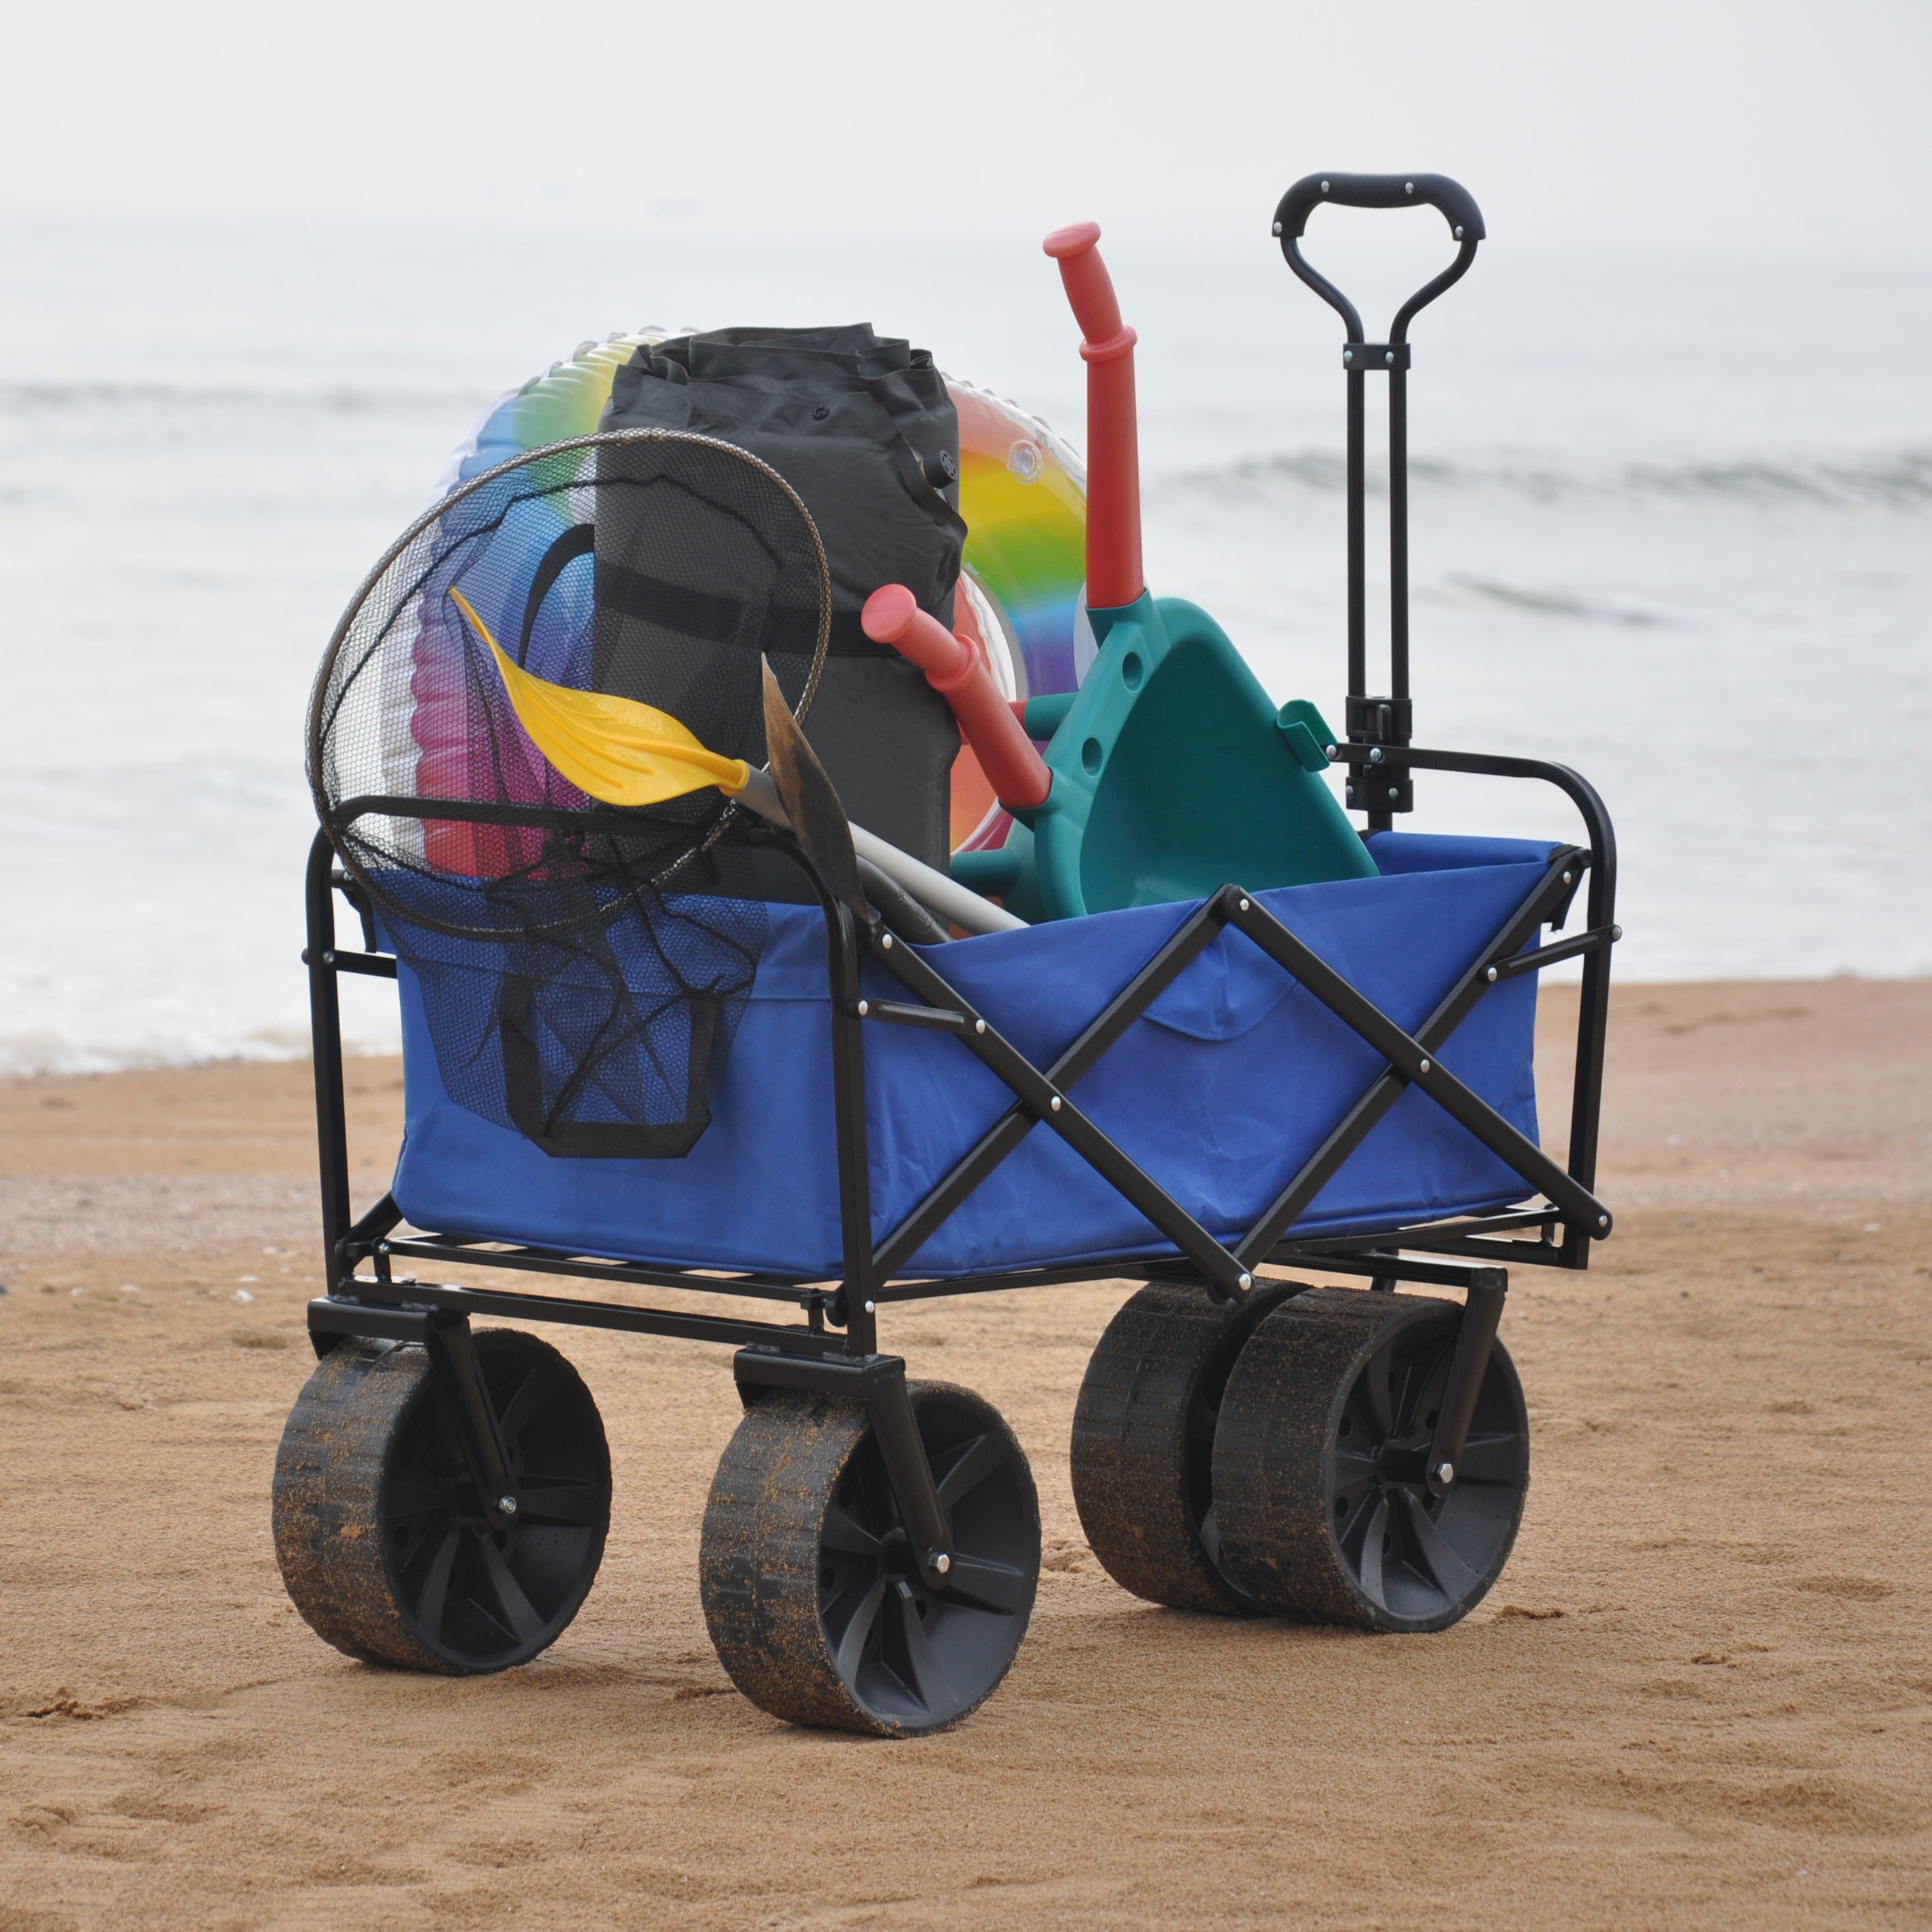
1157;446;1932;508
1441;576;1662;627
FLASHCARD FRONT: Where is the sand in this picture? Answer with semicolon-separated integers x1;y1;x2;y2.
1;977;1928;1930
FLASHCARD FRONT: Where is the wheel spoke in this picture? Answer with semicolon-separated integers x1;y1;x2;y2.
1335;1482;1378;1559
1406;1352;1452;1445
413;1526;459;1640
382;1477;446;1519
1398;1490;1480;1602
1198;1505;1225;1567
497;1360;564;1441
1358;1348;1394;1439
1452;1432;1520;1485
932;1432;1007;1511
940;1554;1031;1616
832;1578;885;1682
515;1481;604;1528
1331;1468;1378;1528
821;1503;881;1558
891;1582;953;1713
1353;1495;1390;1609
478;1535;545;1642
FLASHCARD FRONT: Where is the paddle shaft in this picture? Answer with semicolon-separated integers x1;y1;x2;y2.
735;769;1026;936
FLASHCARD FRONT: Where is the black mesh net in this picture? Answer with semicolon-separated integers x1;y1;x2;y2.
308;431;829;1159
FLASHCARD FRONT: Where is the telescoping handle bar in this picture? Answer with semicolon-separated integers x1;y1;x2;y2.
1272;172;1485;831
1043;222;1145;612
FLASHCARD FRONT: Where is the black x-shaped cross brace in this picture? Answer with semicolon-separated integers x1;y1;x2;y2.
859;847;1611;1301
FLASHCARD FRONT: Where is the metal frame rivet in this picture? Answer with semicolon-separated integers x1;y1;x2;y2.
974;1017;986;1034
1405;181;1415;194
1237;1272;1253;1291
1385;350;1395;364
1272;221;1283;236
1049;1096;1062;1113
863;1299;876;1314
1321;179;1330;192
1486;966;1498;983
1238;898;1251;913
856;999;869;1016
498;1495;519;1516
880;932;893;949
1561;872;1573;885
1417;1058;1431;1074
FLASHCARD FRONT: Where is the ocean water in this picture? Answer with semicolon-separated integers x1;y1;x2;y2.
1;218;1927;1073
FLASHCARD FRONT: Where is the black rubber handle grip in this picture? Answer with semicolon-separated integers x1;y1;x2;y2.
1274;172;1486;243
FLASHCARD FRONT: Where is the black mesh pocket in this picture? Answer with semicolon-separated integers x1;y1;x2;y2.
382;881;765;1162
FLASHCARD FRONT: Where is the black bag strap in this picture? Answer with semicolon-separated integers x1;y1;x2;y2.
497;975;720;1160
517;522;596;665
519;523;881;661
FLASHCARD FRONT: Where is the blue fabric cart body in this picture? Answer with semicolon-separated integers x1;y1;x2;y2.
383;832;1552;1280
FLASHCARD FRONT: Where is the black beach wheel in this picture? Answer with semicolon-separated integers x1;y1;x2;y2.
1212;1287;1529;1632
700;1382;1040;1736
1069;1279;1298;1614
272;1331;611;1673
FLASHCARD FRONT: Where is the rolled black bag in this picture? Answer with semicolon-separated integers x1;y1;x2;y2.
602;326;965;872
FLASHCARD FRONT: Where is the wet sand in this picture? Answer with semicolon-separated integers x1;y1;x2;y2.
1;978;1928;1929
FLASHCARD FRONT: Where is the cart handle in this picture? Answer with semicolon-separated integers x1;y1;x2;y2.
1274;172;1484;245
1272;172;1484;343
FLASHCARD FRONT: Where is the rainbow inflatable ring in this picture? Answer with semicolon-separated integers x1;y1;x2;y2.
435;335;1090;853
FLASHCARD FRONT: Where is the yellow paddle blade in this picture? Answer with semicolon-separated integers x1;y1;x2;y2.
448;587;750;808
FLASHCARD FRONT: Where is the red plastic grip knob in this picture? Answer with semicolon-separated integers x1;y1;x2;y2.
861;585;1052;811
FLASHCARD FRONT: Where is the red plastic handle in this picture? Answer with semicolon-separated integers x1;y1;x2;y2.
1043;221;1144;611
862;585;1052;811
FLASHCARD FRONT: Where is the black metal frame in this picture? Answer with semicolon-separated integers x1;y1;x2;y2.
304;170;1616;1551
303;733;1615;1525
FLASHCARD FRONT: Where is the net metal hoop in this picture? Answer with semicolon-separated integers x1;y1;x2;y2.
306;428;833;921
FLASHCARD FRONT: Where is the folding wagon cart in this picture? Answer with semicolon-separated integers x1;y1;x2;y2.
277;173;1619;1735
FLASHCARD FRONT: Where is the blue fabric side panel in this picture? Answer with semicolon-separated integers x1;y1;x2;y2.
1366;831;1563;875
876;863;1542;1273
390;923;850;1274
388;852;1545;1278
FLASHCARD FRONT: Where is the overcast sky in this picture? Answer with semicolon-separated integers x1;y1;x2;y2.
1;0;1927;256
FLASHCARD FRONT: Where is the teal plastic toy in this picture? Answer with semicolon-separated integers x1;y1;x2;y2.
952;596;1373;920
945;224;1375;921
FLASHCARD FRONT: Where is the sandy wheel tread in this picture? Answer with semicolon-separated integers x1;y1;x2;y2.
1212;1287;1529;1631
700;1381;1039;1736
271;1330;610;1673
1069;1279;1298;1613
